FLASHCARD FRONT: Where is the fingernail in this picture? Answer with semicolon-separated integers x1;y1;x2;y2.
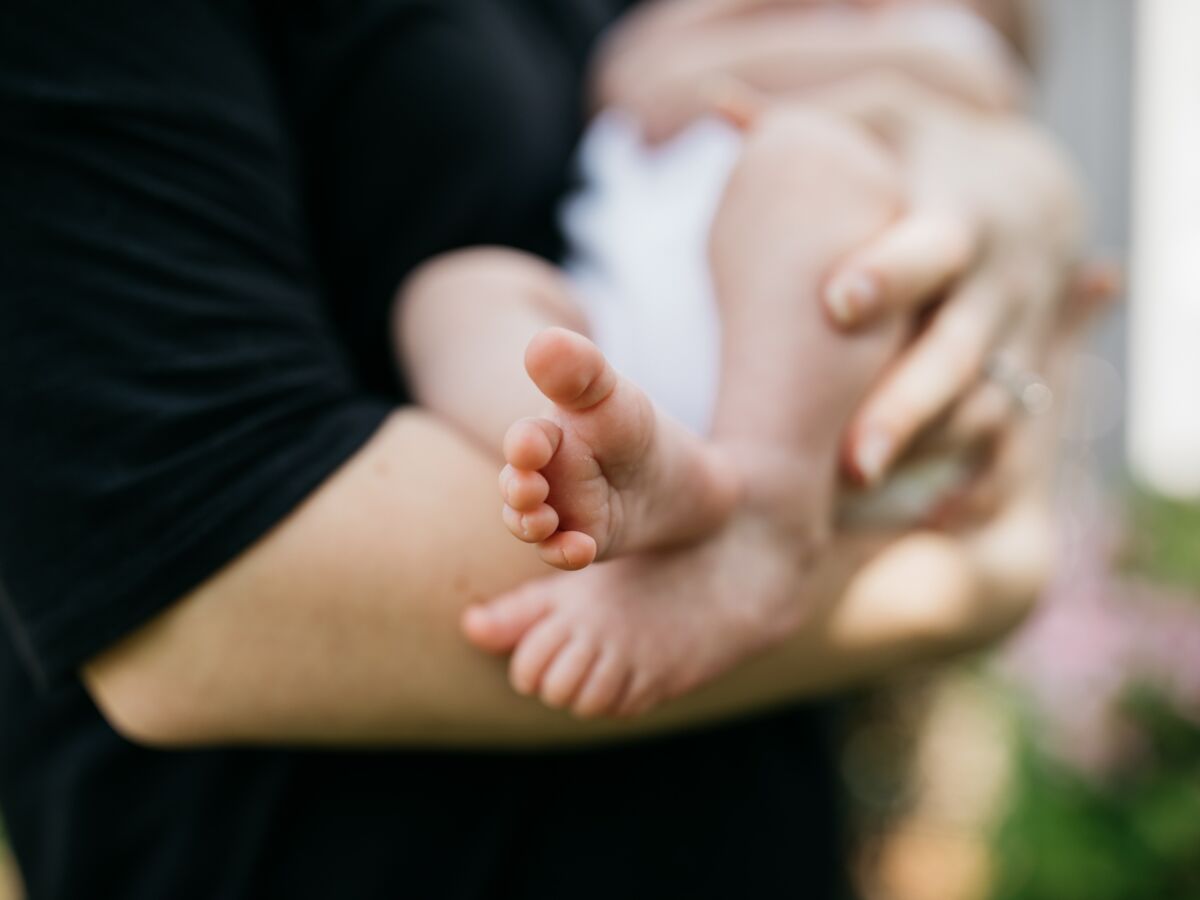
825;271;878;326
855;429;893;485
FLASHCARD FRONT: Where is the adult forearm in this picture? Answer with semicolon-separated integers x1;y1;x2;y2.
595;0;1026;146
83;411;1046;749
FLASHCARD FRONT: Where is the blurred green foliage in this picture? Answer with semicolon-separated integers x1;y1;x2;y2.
1122;488;1200;591
990;490;1200;900
990;690;1200;900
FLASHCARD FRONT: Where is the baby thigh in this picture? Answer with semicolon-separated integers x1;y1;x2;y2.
395;247;590;452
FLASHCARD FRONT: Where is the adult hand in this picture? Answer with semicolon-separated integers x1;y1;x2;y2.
812;73;1086;485
917;259;1119;529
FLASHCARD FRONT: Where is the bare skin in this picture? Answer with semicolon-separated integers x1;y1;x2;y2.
83;407;1053;747
397;107;909;716
706;105;905;524
461;250;1106;722
466;502;821;718
388;8;1084;724
501;328;740;569
84;217;1099;744
593;0;1027;147
499;106;903;567
591;0;1073;491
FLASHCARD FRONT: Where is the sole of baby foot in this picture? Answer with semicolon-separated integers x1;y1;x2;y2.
501;327;740;570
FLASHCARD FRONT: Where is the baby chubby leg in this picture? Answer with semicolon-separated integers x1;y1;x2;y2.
709;104;908;537
396;247;589;454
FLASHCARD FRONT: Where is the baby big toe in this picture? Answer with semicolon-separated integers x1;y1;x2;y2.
460;587;552;655
524;327;615;411
536;531;597;571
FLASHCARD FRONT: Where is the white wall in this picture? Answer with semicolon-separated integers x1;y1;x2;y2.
1129;0;1200;498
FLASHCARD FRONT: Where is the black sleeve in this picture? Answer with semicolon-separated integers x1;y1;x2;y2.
0;1;390;688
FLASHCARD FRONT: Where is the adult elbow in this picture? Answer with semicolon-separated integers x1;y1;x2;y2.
84;664;180;747
82;619;220;748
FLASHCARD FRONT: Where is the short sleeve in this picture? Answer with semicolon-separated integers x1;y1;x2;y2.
0;1;390;687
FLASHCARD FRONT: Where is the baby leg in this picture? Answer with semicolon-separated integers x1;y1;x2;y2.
396;248;738;570
709;106;908;541
397;247;587;453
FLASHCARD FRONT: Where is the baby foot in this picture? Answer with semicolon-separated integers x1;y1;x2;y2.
463;512;811;718
501;327;739;570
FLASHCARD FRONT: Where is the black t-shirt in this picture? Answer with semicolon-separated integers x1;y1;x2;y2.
0;2;848;897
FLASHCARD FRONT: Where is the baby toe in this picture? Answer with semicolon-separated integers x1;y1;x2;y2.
571;648;632;719
536;531;597;571
503;503;559;544
509;617;572;697
461;587;553;655
499;465;550;512
614;669;663;719
539;637;599;710
524;328;614;411
503;418;561;472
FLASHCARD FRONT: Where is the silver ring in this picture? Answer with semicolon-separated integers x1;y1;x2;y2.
985;357;1054;417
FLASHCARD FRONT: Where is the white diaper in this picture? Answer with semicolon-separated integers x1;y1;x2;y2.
560;111;969;526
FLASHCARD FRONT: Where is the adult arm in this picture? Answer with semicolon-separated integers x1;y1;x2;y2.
85;409;1050;747
594;0;1028;144
605;0;1028;55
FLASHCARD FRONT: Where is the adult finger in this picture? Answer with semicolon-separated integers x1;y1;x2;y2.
824;209;978;328
1058;257;1123;337
926;416;1047;530
906;380;1014;459
925;452;1010;529
844;275;1008;485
